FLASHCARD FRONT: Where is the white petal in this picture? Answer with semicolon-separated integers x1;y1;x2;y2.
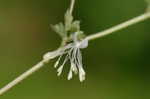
78;39;88;49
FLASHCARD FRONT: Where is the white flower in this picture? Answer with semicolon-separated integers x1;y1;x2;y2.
43;32;88;82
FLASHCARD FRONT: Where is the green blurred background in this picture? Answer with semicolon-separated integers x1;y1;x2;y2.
0;0;150;99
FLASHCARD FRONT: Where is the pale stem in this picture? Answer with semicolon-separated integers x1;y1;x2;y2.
86;12;150;41
0;60;46;96
70;0;76;15
0;12;150;96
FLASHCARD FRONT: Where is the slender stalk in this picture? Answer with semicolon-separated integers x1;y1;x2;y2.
70;0;76;15
86;12;150;41
0;60;47;96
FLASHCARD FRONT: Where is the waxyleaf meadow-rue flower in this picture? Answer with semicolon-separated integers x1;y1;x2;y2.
43;0;88;82
44;32;88;82
45;4;88;82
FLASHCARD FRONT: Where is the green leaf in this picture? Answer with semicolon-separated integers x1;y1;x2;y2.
51;23;66;37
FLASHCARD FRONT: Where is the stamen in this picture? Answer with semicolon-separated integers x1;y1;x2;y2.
67;69;73;80
79;67;86;82
50;32;88;82
57;54;69;76
57;65;64;76
71;62;78;74
54;55;63;68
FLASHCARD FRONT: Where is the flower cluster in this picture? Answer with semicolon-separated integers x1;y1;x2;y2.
43;32;88;82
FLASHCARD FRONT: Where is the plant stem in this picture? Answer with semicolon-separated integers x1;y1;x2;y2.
70;0;76;15
86;12;150;41
0;60;46;96
0;12;150;96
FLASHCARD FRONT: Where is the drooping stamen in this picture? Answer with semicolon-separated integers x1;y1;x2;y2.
54;55;63;68
57;54;69;76
67;68;73;80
